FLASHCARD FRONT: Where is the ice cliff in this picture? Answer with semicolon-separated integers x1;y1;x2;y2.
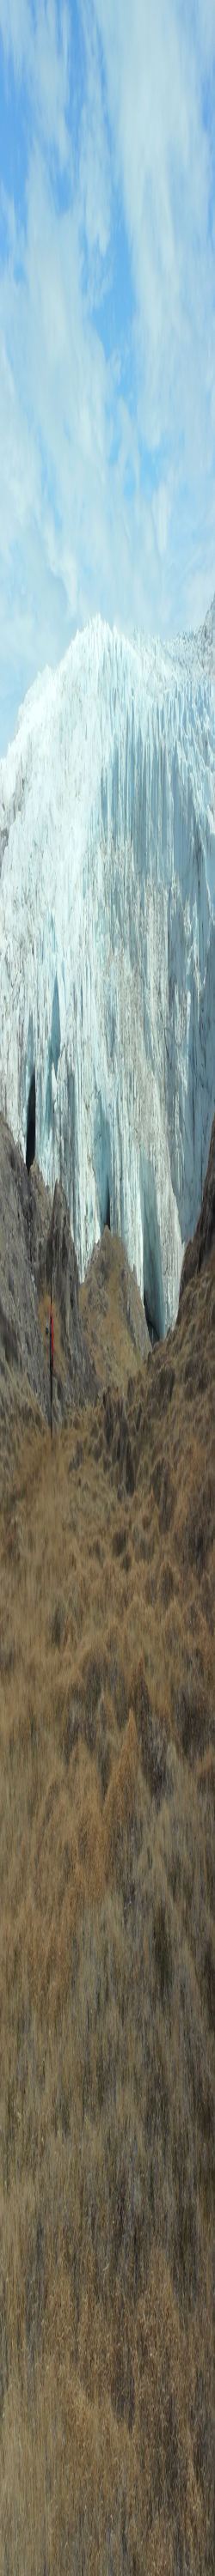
0;603;215;1334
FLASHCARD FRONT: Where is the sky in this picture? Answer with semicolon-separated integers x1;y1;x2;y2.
0;0;215;752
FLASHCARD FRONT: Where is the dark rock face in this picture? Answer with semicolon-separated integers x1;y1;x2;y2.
179;1110;215;1307
46;1182;80;1338
45;1180;96;1405
0;1113;50;1419
0;1116;96;1425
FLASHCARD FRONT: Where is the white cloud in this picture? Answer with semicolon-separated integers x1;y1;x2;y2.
152;479;172;561
94;0;215;462
78;12;112;268
0;0;71;164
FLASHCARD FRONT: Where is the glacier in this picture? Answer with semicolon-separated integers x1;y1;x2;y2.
0;602;215;1335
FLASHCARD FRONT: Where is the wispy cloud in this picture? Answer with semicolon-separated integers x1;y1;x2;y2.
0;0;71;160
0;0;214;750
95;0;215;453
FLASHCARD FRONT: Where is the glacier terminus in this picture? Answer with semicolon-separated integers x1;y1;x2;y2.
0;605;215;1335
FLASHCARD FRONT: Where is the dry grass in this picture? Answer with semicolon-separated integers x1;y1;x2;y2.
0;1242;215;2572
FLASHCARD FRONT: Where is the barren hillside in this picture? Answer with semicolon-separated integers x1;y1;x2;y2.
0;1124;215;2573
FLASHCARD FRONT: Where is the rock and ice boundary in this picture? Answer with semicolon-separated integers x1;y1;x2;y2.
0;605;215;1334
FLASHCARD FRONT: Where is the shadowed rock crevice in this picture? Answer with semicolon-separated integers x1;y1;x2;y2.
26;1070;35;1174
144;1286;160;1350
104;1182;110;1231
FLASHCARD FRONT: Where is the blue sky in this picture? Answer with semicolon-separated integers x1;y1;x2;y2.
0;0;215;751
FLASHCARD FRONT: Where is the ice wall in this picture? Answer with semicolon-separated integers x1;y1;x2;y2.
0;606;215;1331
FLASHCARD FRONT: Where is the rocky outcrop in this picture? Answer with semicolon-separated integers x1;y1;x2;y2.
0;1114;149;1425
0;1115;95;1422
81;1220;150;1385
45;1179;97;1404
0;1113;50;1418
179;1109;215;1304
